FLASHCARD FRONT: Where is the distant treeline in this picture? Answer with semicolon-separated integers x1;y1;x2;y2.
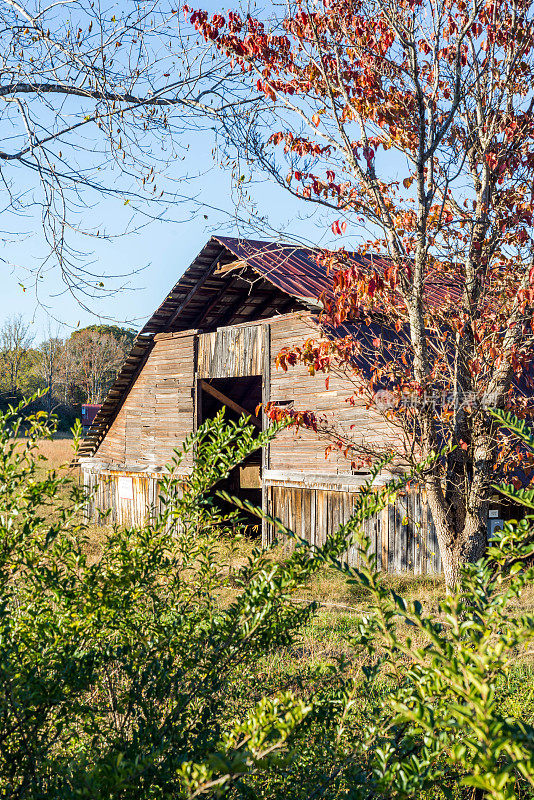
0;316;136;429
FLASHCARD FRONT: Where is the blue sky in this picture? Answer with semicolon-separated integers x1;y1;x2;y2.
0;0;324;342
0;108;328;343
0;125;335;341
0;0;402;343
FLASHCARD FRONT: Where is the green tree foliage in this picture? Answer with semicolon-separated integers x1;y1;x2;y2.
0;317;136;418
71;324;137;348
67;326;134;403
0;314;35;397
0;400;533;799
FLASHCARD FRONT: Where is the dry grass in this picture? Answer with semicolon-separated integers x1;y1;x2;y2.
34;434;77;467
222;536;445;609
14;433;77;472
219;536;534;672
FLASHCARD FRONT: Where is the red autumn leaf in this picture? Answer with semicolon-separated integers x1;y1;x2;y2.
331;220;347;235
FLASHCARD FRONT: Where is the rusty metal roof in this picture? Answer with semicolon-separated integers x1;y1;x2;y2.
216;237;461;308
78;236;460;459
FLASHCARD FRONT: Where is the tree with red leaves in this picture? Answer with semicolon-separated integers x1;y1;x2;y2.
188;0;534;588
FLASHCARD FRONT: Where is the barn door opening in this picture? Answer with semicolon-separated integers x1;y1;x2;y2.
198;375;262;536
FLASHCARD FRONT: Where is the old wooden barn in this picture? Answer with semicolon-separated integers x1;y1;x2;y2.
79;236;454;574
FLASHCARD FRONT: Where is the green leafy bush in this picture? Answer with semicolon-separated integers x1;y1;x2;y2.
0;400;533;799
0;401;326;798
185;415;534;800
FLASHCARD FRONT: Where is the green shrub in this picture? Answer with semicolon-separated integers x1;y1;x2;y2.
184;416;534;800
0;400;533;800
0;401;326;798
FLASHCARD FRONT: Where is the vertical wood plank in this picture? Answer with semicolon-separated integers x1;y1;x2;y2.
376;510;382;571
382;507;388;573
261;323;270;547
388;504;396;574
414;490;422;576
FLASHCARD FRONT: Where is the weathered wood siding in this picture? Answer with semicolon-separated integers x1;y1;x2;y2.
83;467;441;574
85;313;444;574
84;469;191;528
83;470;163;527
268;313;395;474
94;331;196;471
265;481;442;574
197;323;263;378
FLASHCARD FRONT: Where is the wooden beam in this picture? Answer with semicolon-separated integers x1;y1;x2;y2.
195;277;239;327
232;294;300;325
214;258;247;275
154;328;199;342
216;289;256;328
249;292;286;319
164;249;226;330
200;380;262;428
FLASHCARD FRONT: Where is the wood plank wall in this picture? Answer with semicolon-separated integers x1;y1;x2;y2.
85;313;443;574
83;470;441;574
83;470;162;527
83;470;187;528
94;332;196;471
268;313;395;474
266;483;442;574
197;324;263;378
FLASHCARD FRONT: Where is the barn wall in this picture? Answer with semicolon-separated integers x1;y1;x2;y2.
264;314;441;573
84;313;444;574
264;479;442;575
83;469;162;527
83;469;188;528
267;313;396;474
93;331;196;472
82;467;441;574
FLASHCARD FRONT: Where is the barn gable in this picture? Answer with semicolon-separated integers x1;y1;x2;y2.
78;237;310;461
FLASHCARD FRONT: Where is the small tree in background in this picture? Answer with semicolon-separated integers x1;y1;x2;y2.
0;315;34;397
35;323;65;419
0;317;136;413
189;0;534;587
67;326;132;404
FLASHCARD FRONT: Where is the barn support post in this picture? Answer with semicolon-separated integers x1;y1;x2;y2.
193;333;200;463
261;323;271;547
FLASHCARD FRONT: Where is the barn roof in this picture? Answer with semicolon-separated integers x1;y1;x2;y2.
78;236;459;459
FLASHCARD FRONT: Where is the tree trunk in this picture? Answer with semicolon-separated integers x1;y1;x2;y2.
441;547;461;593
433;514;487;592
